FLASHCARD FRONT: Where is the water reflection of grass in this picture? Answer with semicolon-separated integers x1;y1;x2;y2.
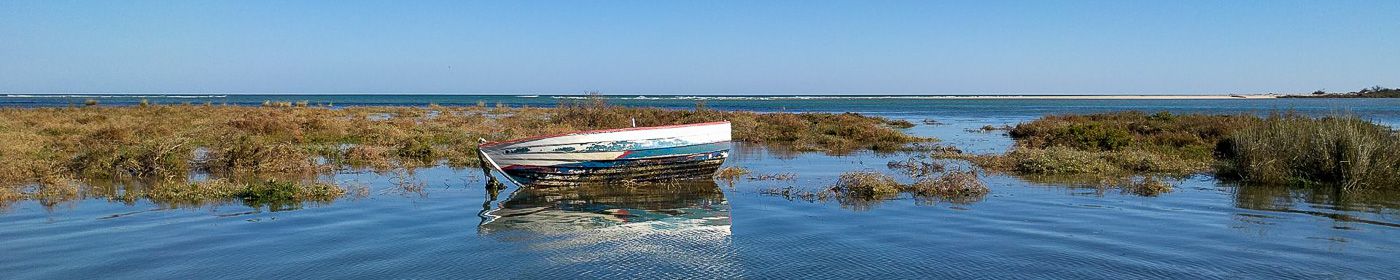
1009;174;1177;197
2;177;344;211
1230;183;1400;228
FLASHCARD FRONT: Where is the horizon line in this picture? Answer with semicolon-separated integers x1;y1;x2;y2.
0;92;1298;96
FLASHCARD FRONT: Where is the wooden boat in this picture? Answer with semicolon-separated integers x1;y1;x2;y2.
478;121;731;186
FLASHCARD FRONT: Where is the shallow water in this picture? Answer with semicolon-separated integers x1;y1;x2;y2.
3;98;1400;279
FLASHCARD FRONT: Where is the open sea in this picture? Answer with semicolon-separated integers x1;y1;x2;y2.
2;94;1398;279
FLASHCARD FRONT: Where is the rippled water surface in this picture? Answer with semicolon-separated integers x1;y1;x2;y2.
2;96;1399;279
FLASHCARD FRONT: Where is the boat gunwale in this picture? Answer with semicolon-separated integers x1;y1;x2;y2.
478;121;731;149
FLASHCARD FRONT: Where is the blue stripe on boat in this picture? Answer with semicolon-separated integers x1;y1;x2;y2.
617;142;730;159
502;138;700;154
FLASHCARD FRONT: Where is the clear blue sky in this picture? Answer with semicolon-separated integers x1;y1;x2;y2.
2;0;1397;94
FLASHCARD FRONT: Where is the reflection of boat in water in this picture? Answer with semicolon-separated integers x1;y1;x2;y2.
479;181;729;234
476;180;741;276
478;121;731;187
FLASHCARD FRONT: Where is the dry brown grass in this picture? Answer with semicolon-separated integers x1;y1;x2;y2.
0;102;925;205
831;171;904;200
908;169;989;204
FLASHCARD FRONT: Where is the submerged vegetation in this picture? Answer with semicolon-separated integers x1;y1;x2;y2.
0;99;925;206
943;111;1400;192
887;156;945;177
762;170;989;210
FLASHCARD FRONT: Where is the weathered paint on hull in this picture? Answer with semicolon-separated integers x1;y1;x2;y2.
502;151;728;187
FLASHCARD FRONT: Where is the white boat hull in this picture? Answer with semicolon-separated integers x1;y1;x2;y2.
479;121;732;186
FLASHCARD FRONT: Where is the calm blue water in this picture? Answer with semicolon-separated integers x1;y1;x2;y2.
2;95;1398;279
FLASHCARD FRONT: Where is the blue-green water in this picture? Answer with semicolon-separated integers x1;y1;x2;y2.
2;95;1398;279
5;94;1400;124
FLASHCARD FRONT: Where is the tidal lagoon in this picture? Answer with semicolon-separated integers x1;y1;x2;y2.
1;95;1398;279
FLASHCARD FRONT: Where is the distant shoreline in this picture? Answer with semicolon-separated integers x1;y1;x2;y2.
851;95;1281;100
1;93;1283;100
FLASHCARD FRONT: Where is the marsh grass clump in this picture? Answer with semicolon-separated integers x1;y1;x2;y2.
146;178;246;204
1120;176;1173;197
830;171;904;200
980;111;1400;191
908;169;989;204
146;178;345;208
950;147;1202;176
944;111;1254;179
1008;111;1253;162
1219;114;1400;190
764;170;990;209
236;180;344;210
202;135;319;174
